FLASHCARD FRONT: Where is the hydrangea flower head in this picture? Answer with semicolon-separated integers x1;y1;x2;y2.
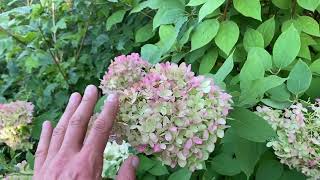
100;54;232;171
0;101;34;150
102;141;131;179
256;102;320;179
100;53;151;94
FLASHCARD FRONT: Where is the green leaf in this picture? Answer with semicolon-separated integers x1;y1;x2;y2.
210;153;241;176
26;151;34;170
256;160;284;180
296;16;320;37
213;52;234;82
287;60;312;95
153;8;185;29
233;0;261;20
234;138;267;178
306;77;320;99
148;161;169;176
191;19;220;51
243;28;264;51
257;16;276;47
310;59;320;74
94;95;107;113
297;0;320;11
187;0;207;6
168;168;192;180
261;99;292;109
214;21;239;54
178;25;195;48
141;44;162;64
279;170;306;180
298;33;316;60
229;107;277;142
157;25;178;54
25;56;40;73
198;0;225;22
267;84;291;102
248;47;272;71
240;50;265;83
272;0;291;9
273;25;301;69
137;155;157;173
135;23;155;43
199;47;218;74
106;10;127;31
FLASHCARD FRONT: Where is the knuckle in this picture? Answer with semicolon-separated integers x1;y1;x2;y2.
69;114;83;126
52;126;66;136
35;149;47;158
92;119;107;134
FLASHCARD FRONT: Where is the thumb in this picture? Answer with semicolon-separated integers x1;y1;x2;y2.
116;156;139;180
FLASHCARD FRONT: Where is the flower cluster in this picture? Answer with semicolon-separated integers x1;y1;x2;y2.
102;141;131;179
256;101;320;179
0;101;34;150
99;53;232;171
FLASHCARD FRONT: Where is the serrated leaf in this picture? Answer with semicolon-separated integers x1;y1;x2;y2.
257;16;276;47
287;60;312;95
199;47;218;74
106;10;126;31
243;28;264;51
191;19;220;51
234;0;261;20
215;21;239;54
297;0;320;11
198;0;225;22
135;23;155;43
229;107;277;142
273;25;301;69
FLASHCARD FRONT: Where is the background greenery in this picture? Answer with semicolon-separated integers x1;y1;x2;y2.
0;0;320;179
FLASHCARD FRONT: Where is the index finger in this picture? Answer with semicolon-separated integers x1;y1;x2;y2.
82;94;119;154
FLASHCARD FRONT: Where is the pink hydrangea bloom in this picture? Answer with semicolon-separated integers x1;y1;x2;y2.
99;53;232;171
0;101;34;150
99;53;151;94
256;102;320;179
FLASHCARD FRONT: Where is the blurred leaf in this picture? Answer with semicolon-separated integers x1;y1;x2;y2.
287;60;312;95
106;10;127;31
199;47;218;74
191;19;219;51
243;28;264;52
257;16;276;47
198;0;225;22
215;21;239;55
256;160;284;180
234;0;261;20
168;168;192;180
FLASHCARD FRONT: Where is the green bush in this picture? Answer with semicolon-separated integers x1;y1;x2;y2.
0;0;320;179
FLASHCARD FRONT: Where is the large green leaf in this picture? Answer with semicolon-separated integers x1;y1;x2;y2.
296;16;320;37
273;25;300;69
310;59;320;75
141;44;162;64
215;21;239;55
210;153;241;176
198;0;225;22
187;0;207;6
233;0;261;20
191;19;220;51
153;8;185;29
148;161;169;176
135;23;155;43
168;168;192;180
256;160;284;180
243;28;264;51
106;10;127;31
157;25;178;54
199;47;218;74
287;60;312;95
297;0;320;11
213;52;234;83
229;107;277;142
257;16;276;47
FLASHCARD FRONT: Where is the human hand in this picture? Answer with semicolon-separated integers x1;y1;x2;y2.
33;85;139;180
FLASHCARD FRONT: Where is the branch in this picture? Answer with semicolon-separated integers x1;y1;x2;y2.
222;0;232;21
291;0;297;18
38;27;70;86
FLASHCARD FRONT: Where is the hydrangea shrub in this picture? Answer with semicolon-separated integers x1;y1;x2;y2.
256;101;320;179
0;101;34;150
100;53;232;171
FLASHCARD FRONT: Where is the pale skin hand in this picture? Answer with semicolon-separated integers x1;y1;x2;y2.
34;85;139;180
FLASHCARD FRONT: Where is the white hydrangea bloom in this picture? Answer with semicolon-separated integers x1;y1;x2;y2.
102;141;131;179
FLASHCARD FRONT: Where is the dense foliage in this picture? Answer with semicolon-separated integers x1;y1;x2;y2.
0;0;320;179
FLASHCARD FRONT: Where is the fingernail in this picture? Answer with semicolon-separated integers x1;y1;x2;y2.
131;156;139;169
70;92;79;102
106;93;118;102
42;120;51;128
85;85;96;95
